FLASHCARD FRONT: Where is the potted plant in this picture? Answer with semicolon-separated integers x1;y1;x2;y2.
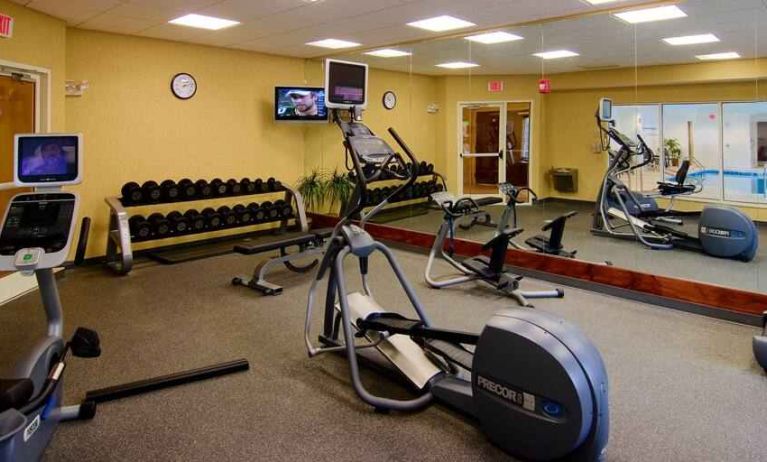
325;168;355;217
296;169;326;213
664;138;682;167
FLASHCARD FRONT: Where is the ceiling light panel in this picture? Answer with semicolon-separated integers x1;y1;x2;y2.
168;14;240;30
533;50;579;59
614;6;687;24
365;49;412;58
306;39;361;49
663;34;719;46
407;15;476;32
436;62;479;69
465;32;523;44
696;52;741;61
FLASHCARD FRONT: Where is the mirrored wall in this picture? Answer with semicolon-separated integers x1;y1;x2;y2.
301;0;766;294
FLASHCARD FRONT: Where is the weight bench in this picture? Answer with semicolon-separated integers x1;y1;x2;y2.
232;228;332;295
458;197;504;230
524;211;578;258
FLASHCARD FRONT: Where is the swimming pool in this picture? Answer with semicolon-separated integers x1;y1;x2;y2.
680;169;767;203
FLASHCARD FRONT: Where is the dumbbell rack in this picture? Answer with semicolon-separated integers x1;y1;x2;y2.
105;181;307;275
354;171;447;222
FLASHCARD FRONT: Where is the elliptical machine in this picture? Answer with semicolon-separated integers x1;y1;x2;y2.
305;59;609;461
592;98;758;261
0;134;101;462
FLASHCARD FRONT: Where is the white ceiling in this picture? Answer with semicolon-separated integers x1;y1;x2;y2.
10;0;656;58
334;0;767;75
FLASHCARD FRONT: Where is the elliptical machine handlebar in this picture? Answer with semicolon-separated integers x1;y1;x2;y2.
501;183;538;204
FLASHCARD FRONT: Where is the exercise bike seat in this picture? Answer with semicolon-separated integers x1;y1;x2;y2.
0;378;34;413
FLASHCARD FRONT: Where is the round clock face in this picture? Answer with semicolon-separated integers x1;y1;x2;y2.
171;73;197;100
383;91;397;110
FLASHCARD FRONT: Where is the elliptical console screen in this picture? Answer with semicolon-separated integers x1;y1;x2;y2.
325;60;367;108
15;134;81;185
0;194;76;255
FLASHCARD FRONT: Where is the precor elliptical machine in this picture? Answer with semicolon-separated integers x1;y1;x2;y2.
592;98;758;261
305;59;609;461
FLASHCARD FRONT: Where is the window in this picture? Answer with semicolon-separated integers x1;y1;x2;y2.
612;105;662;193
722;102;767;203
662;104;720;200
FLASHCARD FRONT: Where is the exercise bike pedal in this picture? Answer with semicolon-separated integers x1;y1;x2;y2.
70;327;101;358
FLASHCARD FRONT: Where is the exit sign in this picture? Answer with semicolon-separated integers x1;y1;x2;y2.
0;13;13;38
487;80;504;92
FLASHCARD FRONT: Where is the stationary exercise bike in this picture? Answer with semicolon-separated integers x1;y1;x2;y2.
496;183;578;258
0;135;101;461
426;191;564;306
305;59;609;462
1;134;248;461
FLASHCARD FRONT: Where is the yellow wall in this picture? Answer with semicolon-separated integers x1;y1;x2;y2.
0;0;66;130
65;29;310;256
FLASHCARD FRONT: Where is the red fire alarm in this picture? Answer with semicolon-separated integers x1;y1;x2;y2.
0;13;14;39
488;80;504;93
538;78;552;94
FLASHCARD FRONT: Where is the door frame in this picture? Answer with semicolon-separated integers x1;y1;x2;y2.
456;99;535;199
0;58;51;132
0;60;52;306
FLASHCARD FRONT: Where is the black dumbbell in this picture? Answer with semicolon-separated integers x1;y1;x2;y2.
266;177;283;192
184;210;206;233
148;212;170;237
274;200;293;219
160;180;180;202
261;201;279;221
142;181;162;203
435;183;444;192
196;180;213;198
217;206;237;227
128;215;151;240
166;211;190;234
254;178;266;193
233;204;252;224
247;202;265;222
427;163;434;174
240;178;256;194
201;207;222;228
419;161;428;176
227;179;242;196
121;182;143;204
210;178;228;196
178;178;197;200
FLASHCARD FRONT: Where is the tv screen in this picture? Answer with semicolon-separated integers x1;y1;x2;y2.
275;87;328;122
14;134;81;186
325;59;367;109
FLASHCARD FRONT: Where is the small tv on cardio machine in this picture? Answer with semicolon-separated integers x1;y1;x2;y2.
13;133;83;187
324;59;369;110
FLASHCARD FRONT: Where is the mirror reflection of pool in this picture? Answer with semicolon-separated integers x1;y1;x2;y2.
680;170;766;203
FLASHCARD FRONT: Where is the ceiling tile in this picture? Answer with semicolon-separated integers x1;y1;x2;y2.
25;0;122;24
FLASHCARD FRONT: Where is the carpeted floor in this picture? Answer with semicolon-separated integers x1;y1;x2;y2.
382;200;767;293
0;248;765;461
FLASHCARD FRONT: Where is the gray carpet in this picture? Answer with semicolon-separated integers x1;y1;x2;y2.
385;201;767;293
0;248;765;461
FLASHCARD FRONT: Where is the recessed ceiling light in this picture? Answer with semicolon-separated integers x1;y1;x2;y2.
663;34;719;46
306;39;361;49
436;61;479;69
407;15;476;32
696;52;741;61
465;31;523;44
364;49;412;58
533;50;579;60
614;5;687;24
168;14;240;30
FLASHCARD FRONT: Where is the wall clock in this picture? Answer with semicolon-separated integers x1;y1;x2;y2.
382;90;397;110
171;73;197;100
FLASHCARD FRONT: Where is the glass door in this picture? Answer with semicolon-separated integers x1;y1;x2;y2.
460;103;504;195
505;102;532;202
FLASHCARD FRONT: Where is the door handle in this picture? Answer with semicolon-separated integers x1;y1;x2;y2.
498;150;504;160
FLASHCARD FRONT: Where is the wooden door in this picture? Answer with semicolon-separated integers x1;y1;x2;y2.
0;75;35;278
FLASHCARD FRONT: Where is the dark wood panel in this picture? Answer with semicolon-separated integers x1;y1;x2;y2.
309;213;767;317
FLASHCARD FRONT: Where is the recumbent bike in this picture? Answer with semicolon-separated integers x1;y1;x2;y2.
304;58;609;462
426;191;565;306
